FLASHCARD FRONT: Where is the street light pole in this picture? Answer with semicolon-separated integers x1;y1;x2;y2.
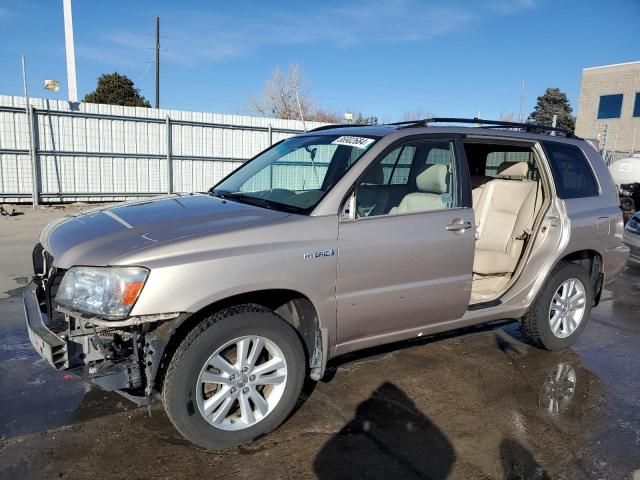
62;0;78;102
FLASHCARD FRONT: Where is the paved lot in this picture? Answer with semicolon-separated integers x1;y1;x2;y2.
0;205;639;479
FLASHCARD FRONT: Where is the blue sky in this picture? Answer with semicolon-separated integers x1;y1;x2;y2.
0;0;638;121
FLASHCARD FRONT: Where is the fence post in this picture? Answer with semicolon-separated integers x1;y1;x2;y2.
29;105;39;207
166;115;172;194
268;124;272;146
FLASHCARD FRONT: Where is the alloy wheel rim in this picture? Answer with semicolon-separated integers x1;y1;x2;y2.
539;362;577;416
549;278;586;339
196;335;287;431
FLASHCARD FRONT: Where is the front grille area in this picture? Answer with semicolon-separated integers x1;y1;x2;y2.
32;243;45;276
32;243;67;333
46;272;67;333
32;243;54;277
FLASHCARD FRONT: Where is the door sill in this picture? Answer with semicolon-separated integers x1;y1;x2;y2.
467;299;502;311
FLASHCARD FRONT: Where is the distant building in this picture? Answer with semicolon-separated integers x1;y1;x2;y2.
575;61;640;155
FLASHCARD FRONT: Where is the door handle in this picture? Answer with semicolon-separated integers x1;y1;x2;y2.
446;221;472;231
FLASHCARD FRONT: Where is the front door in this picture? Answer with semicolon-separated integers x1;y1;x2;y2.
336;137;475;348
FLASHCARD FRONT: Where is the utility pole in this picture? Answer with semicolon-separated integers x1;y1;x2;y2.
155;15;160;108
21;55;38;209
62;0;78;102
519;78;525;122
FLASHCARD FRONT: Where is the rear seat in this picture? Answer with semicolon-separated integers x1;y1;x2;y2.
471;174;493;208
473;162;537;275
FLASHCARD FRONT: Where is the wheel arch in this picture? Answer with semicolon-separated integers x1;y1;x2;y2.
556;249;604;306
149;289;326;393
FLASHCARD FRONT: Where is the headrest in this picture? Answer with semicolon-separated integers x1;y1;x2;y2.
416;164;448;194
363;162;384;185
497;161;529;178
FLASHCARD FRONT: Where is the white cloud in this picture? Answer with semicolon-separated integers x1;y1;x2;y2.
87;0;536;68
76;44;141;70
487;0;536;14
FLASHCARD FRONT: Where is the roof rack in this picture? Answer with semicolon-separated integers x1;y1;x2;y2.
307;123;372;132
386;120;423;126
397;117;575;137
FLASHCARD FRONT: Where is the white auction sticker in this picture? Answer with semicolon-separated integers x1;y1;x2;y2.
331;136;375;149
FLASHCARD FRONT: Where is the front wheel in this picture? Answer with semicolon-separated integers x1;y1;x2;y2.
520;262;593;350
162;305;305;450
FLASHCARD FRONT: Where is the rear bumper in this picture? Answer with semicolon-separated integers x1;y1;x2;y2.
603;244;630;284
23;281;69;369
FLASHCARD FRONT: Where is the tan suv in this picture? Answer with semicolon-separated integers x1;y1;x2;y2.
24;118;629;449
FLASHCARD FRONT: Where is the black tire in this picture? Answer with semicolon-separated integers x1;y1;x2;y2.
519;262;593;350
162;304;305;450
620;196;635;211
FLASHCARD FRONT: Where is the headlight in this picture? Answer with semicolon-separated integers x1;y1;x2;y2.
56;266;149;318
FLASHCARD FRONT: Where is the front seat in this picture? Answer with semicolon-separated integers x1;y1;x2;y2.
389;164;448;215
357;162;389;216
473;161;537;275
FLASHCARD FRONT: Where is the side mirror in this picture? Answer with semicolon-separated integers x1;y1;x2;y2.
340;191;356;222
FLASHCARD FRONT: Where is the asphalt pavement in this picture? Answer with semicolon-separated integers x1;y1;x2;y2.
0;205;638;480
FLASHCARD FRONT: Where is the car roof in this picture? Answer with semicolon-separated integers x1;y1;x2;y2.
300;124;584;145
299;125;398;138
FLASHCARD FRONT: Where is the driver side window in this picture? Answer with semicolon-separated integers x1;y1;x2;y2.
356;139;458;218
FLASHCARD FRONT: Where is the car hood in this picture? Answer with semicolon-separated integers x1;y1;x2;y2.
41;194;291;268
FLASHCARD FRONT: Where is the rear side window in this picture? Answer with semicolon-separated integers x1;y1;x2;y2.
542;142;599;199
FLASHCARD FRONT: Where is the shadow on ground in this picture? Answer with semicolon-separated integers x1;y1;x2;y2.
314;382;455;480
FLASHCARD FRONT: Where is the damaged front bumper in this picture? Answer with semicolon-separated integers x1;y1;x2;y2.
23;279;182;405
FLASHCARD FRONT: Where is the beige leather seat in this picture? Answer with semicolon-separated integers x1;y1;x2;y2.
358;162;389;216
389;164;448;215
473;161;537;275
471;175;493;208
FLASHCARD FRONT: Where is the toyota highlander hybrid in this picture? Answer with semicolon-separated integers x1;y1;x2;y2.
24;118;629;449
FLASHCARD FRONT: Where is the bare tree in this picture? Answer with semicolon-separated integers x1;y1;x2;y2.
499;112;519;122
398;108;435;122
311;109;342;123
247;65;315;120
246;65;377;124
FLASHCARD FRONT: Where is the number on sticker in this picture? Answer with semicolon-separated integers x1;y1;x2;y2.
331;136;375;149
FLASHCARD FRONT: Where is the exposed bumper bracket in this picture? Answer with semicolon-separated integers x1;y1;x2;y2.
23;281;69;370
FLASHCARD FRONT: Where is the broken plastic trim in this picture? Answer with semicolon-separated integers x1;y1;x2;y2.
57;306;182;327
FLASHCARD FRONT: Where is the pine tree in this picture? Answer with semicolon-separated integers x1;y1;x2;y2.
528;88;575;133
83;73;151;107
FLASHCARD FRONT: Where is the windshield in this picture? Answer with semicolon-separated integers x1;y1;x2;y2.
211;134;378;213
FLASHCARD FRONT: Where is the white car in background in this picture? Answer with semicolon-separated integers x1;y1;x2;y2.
624;212;640;264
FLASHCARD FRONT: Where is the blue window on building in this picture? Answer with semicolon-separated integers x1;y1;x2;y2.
597;94;623;119
633;92;640;118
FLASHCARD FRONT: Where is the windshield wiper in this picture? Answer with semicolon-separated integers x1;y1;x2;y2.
209;190;303;214
210;190;269;206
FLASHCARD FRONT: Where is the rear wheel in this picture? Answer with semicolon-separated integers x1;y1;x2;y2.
520;262;593;350
162;305;305;450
